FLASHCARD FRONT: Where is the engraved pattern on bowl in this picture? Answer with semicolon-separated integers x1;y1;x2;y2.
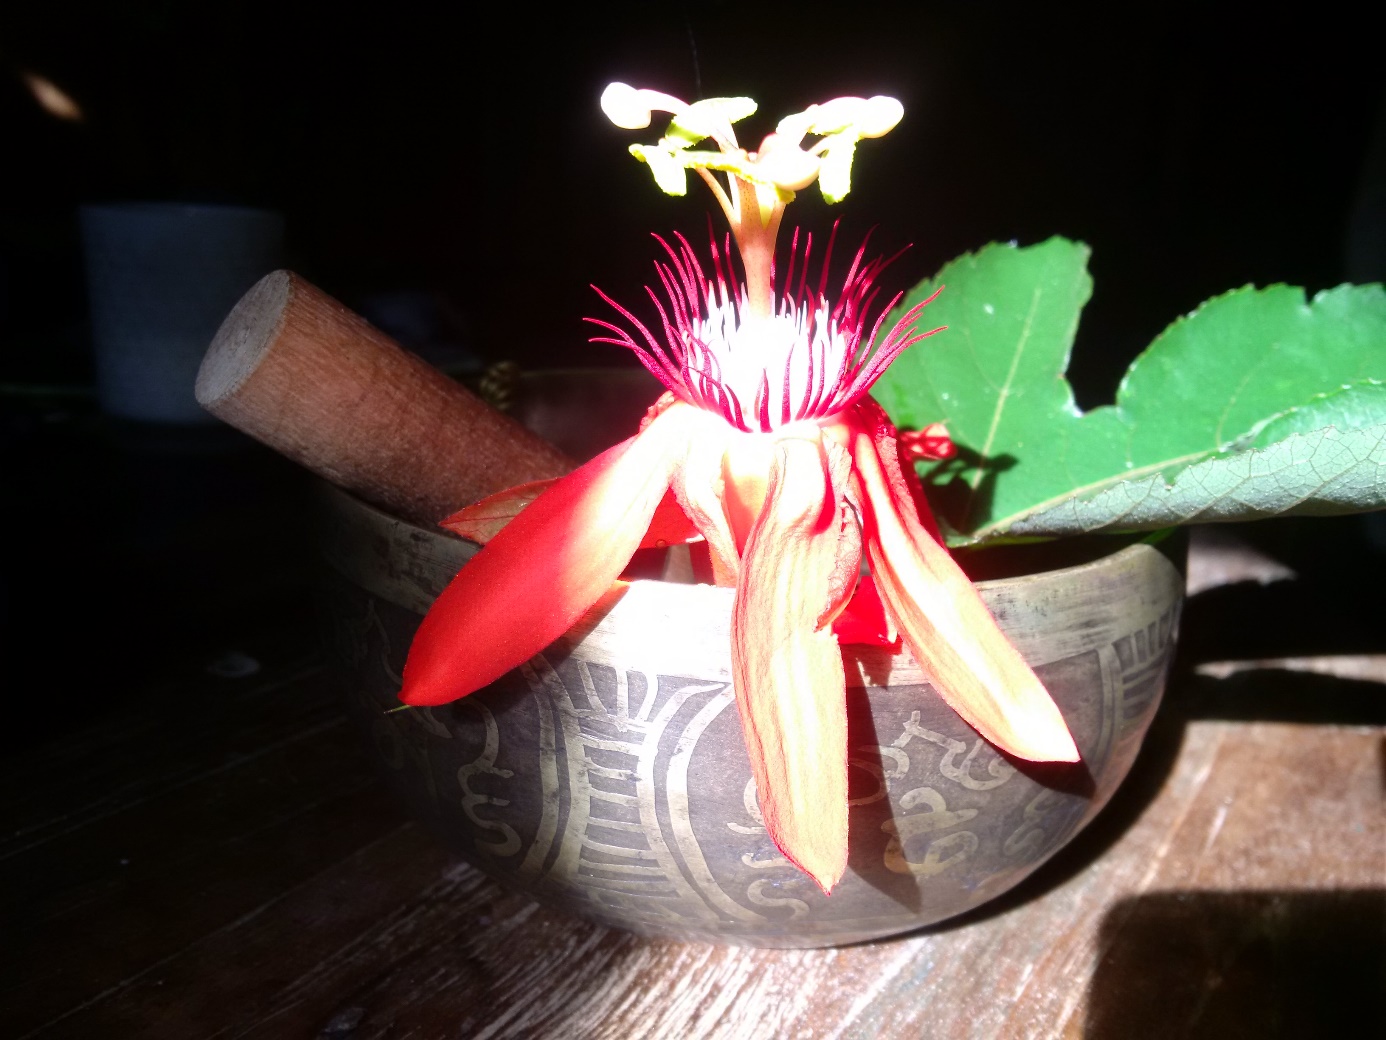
318;484;1184;948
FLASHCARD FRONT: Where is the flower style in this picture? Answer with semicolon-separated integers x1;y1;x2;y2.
399;85;1078;894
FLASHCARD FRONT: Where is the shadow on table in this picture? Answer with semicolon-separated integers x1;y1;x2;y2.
1082;889;1386;1039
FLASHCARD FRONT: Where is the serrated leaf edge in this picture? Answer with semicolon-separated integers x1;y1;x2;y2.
1231;378;1386;450
971;422;1386;542
963;446;1215;543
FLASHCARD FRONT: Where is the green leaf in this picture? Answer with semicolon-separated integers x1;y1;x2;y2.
1239;379;1386;448
1004;424;1386;537
873;237;1092;537
874;240;1386;544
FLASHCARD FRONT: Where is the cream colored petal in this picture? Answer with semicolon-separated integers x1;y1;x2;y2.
851;425;1079;763
672;415;741;583
731;434;850;893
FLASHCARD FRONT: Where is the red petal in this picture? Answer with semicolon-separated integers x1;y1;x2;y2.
441;481;697;550
731;435;850;894
832;575;899;647
640;488;701;548
898;422;956;462
440;479;559;543
865;404;945;545
815;435;864;632
849;404;1079;763
399;405;693;706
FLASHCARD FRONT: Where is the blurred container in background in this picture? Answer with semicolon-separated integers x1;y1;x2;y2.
80;202;283;423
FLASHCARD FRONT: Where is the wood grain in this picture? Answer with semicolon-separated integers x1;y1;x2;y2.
2;541;1382;1039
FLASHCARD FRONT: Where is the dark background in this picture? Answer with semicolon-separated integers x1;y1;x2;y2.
4;2;1384;394
1;2;1383;737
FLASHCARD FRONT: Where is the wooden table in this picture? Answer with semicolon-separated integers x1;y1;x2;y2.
2;514;1382;1038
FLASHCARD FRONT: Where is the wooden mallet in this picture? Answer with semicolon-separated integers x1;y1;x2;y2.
195;270;574;524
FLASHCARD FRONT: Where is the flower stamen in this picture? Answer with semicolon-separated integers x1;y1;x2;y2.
587;227;944;434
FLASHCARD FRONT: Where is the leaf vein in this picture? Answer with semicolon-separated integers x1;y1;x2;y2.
969;447;1214;540
962;285;1044;519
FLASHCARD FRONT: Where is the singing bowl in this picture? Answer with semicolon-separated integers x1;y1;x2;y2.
317;477;1184;949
